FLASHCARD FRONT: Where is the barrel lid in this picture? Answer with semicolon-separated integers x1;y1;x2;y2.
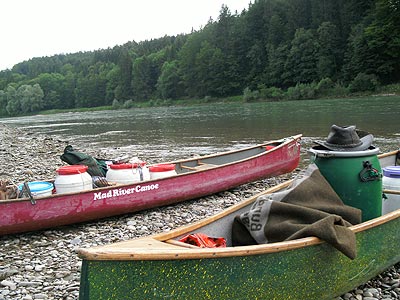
18;181;54;192
308;146;380;158
57;165;88;175
383;166;400;178
149;164;175;172
109;162;146;170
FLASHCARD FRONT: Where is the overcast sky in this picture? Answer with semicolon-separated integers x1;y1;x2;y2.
1;0;250;71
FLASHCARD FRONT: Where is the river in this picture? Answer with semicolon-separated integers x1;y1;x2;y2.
1;96;399;163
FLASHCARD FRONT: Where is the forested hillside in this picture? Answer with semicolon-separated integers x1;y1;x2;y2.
0;0;399;117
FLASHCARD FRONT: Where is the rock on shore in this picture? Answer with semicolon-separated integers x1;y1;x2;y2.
0;123;399;300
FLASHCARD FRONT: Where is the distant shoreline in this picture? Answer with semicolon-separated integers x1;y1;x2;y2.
2;92;398;119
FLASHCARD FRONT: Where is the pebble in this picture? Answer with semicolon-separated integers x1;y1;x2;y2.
0;123;399;299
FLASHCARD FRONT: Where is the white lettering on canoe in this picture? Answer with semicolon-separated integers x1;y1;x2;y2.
93;183;159;201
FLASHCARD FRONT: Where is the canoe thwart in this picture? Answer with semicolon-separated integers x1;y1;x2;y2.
383;189;400;195
165;239;201;249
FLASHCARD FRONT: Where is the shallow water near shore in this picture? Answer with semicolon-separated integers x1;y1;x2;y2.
1;96;399;164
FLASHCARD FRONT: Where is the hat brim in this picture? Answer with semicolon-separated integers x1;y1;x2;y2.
314;134;374;151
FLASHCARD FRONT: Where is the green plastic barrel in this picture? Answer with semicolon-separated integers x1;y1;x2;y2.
309;147;382;222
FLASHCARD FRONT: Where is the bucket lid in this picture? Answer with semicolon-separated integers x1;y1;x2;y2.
57;165;88;175
109;162;146;169
383;166;400;178
18;181;54;192
149;164;175;172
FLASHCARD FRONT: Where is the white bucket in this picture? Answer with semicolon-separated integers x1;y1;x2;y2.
18;181;54;198
382;166;400;214
149;164;177;180
106;163;150;184
55;165;93;194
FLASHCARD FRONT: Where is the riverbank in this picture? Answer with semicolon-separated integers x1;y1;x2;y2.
3;88;397;119
0;124;399;300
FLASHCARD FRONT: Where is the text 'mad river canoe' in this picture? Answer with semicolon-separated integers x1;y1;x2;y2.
77;149;400;300
0;135;301;235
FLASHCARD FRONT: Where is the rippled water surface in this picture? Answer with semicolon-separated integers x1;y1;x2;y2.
1;96;399;162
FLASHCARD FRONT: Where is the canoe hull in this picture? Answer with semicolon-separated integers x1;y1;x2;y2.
79;213;399;300
0;136;301;235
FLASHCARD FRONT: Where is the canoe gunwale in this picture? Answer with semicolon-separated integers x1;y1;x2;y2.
77;209;400;262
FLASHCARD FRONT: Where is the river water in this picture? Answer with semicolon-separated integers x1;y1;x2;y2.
1;96;399;164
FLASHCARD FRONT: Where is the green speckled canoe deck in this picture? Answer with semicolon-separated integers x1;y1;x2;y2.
79;214;399;299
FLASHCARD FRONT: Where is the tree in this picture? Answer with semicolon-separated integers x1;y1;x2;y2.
18;85;32;114
348;72;379;92
265;44;289;88
287;0;312;34
5;86;20;116
156;60;182;99
363;0;400;82
194;41;228;97
246;41;268;89
61;64;77;108
178;33;205;97
316;22;341;79
342;22;375;82
116;50;133;100
268;13;289;47
33;73;65;109
17;84;44;113
284;28;319;85
0;90;7;116
105;65;120;103
30;84;45;112
131;56;154;101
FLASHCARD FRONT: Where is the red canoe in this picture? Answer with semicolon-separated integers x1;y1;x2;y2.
0;135;301;235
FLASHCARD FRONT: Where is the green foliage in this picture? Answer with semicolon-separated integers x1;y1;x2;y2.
284;28;319;86
286;82;317;100
5;86;19;116
2;84;44;116
378;83;400;94
156;60;182;100
123;99;135;109
0;90;7;115
0;0;397;117
363;0;400;82
258;84;284;101
348;73;380;93
317;77;334;92
112;99;122;109
316;22;341;80
243;87;260;102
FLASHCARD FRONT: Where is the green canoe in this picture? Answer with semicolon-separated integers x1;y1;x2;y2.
77;150;400;300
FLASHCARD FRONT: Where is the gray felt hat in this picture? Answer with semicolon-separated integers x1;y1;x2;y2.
314;125;373;151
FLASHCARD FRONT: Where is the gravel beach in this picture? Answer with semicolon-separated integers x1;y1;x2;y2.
0;123;399;300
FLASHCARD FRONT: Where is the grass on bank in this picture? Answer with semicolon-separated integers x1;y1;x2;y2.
38;81;399;116
4;78;397;117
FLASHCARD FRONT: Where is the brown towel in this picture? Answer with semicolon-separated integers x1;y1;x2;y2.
232;164;362;259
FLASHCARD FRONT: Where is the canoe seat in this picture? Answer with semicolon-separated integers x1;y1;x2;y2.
194;163;217;170
180;163;217;171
